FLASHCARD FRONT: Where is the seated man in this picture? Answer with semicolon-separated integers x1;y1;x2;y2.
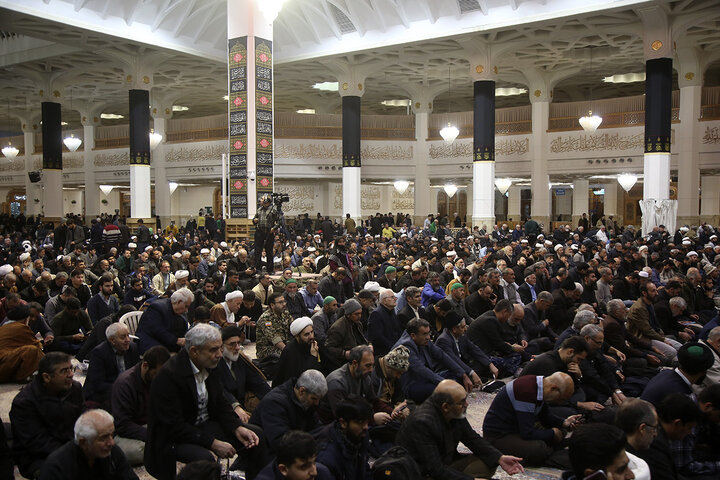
393;318;470;403
436;311;495;380
0;305;44;383
256;430;332;480
627;282;680;364
83;322;140;409
256;292;293;360
111;345;171;466
151;260;175;296
615;398;659;479
136;287;192;354
567;423;635;480
145;324;269;480
122;277;153;310
283;279;307;319
324;298;368;372
467;300;522;376
299;279;324;315
396;379;524;480
48;297;93;354
38;409;138;480
210;290;245;329
315;396;374;479
10;352;83;478
367;288;403;357
578;323;626;407
218;325;270;423
236;289;263;342
370;345;411;422
86;274;120;326
273;317;321;387
641;342;714;406
483;372;580;467
250;369;327;452
311;296;338;344
522;291;557;349
631;393;701;480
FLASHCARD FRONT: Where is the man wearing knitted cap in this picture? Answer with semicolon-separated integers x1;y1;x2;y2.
371;345;411;419
311;296;338;344
210;290;245;329
325;298;368;372
641;342;715;406
273;317;321;387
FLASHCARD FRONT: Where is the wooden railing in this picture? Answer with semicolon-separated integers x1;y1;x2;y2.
427;120;533;140
548;108;680;132
701;104;720;120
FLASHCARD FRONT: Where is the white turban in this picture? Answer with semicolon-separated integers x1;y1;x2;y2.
290;316;313;336
19;253;31;262
364;281;381;292
0;265;12;276
175;270;189;279
225;290;243;302
128;242;137;248
200;248;210;254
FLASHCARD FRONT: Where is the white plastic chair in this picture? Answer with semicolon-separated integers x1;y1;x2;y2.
119;310;143;339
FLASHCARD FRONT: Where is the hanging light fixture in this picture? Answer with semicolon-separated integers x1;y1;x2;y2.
99;185;114;196
579;46;603;132
149;128;163;150
439;64;460;145
63;89;82;152
494;178;512;195
169;182;178;195
2;100;18;159
393;180;409;194
260;0;286;22
617;173;638;192
444;184;458;197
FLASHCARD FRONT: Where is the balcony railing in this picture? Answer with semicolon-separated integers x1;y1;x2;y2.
548;108;680;132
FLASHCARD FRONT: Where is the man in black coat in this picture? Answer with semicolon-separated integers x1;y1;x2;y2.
83;322;140;409
272;317;321;387
367;288;403;357
10;352;83;479
145;324;269;480
522;291;558;347
136;288;192;354
397;285;422;328
464;282;496;319
38;409;138;480
466;300;520;376
250;370;327;452
436;311;498;380
395;380;523;480
218;326;270;423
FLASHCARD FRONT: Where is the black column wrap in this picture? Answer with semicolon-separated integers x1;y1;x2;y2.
644;57;672;154
473;80;495;162
342;95;361;167
129;89;151;166
41;102;62;170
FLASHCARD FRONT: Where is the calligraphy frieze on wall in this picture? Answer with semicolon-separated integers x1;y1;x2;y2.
550;133;645;153
362;185;381;210
429;138;529;159
273;184;317;214
276;143;412;161
703;126;720;144
166;144;228;163
392;187;415;211
95;152;130;167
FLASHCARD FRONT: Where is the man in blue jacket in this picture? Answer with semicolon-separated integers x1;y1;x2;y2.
392;318;470;402
436;311;498;380
136;287;192;353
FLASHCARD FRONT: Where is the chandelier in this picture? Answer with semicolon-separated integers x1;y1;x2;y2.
578;46;602;132
393;180;409;194
440;65;459;145
617;174;638;192
494;178;512;195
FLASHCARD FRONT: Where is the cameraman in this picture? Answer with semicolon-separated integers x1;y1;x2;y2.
253;195;278;273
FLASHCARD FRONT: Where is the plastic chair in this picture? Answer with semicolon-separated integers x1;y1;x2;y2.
119;310;143;337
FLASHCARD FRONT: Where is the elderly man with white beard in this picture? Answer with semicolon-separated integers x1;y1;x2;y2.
210;291;248;329
217;325;270;423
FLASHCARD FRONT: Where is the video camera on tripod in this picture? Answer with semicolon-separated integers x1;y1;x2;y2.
270;192;289;211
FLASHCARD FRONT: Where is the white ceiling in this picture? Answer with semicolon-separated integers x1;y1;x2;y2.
0;0;719;132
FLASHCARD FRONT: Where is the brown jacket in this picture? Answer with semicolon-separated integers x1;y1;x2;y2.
627;298;665;342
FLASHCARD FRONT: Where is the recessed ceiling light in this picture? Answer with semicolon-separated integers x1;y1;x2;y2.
223;95;229;101
60;122;68;126
296;109;316;114
100;113;124;119
603;73;645;83
380;99;411;107
312;81;339;92
172;105;189;111
495;88;527;96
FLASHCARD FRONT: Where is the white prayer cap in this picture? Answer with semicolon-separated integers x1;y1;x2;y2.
144;246;153;252
431;237;438;242
364;281;381;292
0;265;12;276
682;240;692;246
446;250;456;257
128;242;137;248
535;243;544;248
307;247;317;252
638;245;648;252
19;253;31;261
175;270;189;279
570;244;579;250
554;244;563;252
520;239;528;244
711;235;718;240
290;316;313;336
200;248;210;254
638;271;649;278
225;290;243;301
544;240;552;246
680;226;689;232
220;242;228;248
56;255;64;261
537;234;545;239
686;251;698;257
173;252;182;258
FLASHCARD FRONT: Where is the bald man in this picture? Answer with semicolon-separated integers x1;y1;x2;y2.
483;372;582;467
396;379;524;480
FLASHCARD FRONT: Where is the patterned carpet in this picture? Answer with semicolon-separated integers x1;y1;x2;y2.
0;343;562;480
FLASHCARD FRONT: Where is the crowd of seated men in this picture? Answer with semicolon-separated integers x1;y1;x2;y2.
0;210;719;480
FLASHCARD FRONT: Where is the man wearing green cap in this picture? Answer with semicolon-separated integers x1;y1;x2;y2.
377;266;398;292
447;281;473;325
641;342;714;406
311;296;338;344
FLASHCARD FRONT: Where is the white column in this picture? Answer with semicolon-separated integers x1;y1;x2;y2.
604;182;619;225
130;166;152;219
472;161;495;227
44;169;64;218
414;110;431;223
153;117;170;224
530;98;550;228
342;167;361;220
507;186;521;222
24;130;42;216
700;176;720;225
676;84;701;225
83;124;99;217
572;179;589;226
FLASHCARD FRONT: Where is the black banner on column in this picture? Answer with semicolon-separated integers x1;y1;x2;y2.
644;57;672;154
129;89;150;166
342;96;361;167
41;102;62;170
255;37;274;205
229;36;248;218
473;80;495;162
